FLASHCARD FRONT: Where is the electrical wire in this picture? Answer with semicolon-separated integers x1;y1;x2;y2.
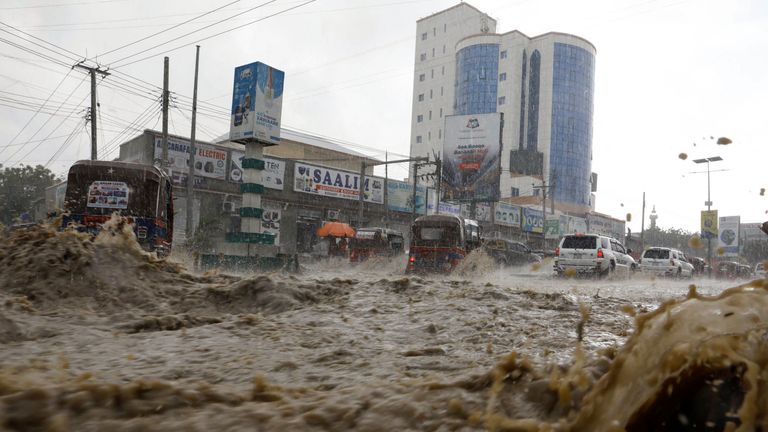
45;119;86;167
111;0;317;69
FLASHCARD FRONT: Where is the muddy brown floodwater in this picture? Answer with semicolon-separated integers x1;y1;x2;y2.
0;222;766;431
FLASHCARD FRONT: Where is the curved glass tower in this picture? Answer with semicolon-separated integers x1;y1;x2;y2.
454;43;499;115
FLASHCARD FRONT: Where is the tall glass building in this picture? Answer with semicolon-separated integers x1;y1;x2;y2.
410;3;596;212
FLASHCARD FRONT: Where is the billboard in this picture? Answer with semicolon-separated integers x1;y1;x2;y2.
718;215;740;256
386;180;427;214
153;136;227;182
460;202;492;222
522;207;544;233
494;202;521;228
544;218;560;239
701;210;718;239
442;113;502;201
586;213;626;242
230;62;284;144
230;151;284;190
559;215;587;235
294;163;383;204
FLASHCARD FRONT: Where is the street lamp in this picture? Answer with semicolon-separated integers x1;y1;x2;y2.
693;156;723;276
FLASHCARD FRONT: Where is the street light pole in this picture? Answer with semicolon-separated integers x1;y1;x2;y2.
693;156;723;277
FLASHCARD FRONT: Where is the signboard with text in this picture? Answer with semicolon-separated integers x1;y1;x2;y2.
701;210;718;239
718;215;740;256
230;62;284;144
153;136;227;182
522;207;544;233
442;113;502;201
294;163;383;204
494;202;521;228
386;179;427;214
230;151;284;189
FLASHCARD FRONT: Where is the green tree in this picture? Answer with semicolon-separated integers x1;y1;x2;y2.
0;164;57;225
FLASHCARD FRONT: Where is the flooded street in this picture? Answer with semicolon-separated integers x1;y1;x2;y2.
0;226;758;431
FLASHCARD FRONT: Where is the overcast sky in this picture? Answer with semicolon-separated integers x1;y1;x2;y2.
0;0;765;233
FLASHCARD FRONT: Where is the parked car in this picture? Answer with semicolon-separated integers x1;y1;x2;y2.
689;256;707;275
738;264;753;279
639;247;694;278
755;262;766;278
716;261;741;279
554;234;636;277
482;239;541;266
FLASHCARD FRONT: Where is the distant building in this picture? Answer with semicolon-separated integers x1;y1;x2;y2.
410;2;597;213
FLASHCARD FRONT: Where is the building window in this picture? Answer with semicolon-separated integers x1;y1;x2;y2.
511;187;520;197
419;74;425;82
418;93;424;102
441;65;445;75
417;114;423;123
433;27;436;36
429;110;432;120
439;108;442;117
444;23;447;32
432;47;435;57
527;49;541;150
454;43;500;115
431;69;434;78
421;32;427;40
443;45;446;54
499;72;507;81
429;89;433;99
420;53;426;61
498;96;506;105
440;86;444;96
416;135;422;143
500;50;507;59
439;129;442;139
428;131;431;140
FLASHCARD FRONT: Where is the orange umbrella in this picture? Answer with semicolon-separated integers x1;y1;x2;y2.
316;222;356;238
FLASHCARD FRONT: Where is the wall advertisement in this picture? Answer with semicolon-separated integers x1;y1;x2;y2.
261;203;281;245
559;215;587;236
718;215;740;256
494;202;521;228
586;213;626;242
701;210;718;239
460;202;492;222
386;179;427;214
522;207;544;233
229;151;284;189
230;62;284;144
544;218;560;239
442;113;502;202
153;137;227;182
294;163;383;204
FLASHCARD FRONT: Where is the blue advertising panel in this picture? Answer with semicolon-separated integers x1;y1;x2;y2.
386;180;426;214
230;62;284;144
522;207;544;233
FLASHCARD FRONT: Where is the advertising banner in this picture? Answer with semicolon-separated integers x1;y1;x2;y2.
522;207;544;233
460;202;491;222
559;215;587;236
494;202;521;228
153;136;227;181
294;163;383;204
230;151;284;189
438;202;461;216
701;210;718;239
261;203;281;245
230;62;284;144
718;215;740;256
544;218;560;239
587;213;625;241
442;113;502;202
87;181;129;209
386;179;426;214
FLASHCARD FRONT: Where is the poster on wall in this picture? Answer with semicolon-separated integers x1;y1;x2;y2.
261;204;281;245
229;151;284;189
460;203;491;222
87;181;129;209
559;215;587;235
386;179;426;214
294;163;383;204
544;218;560;239
718;215;740;256
230;62;284;144
441;113;502;202
494;202;521;228
153;137;227;181
522;207;544;233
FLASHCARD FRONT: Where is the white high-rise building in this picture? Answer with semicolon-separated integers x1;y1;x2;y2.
410;3;596;213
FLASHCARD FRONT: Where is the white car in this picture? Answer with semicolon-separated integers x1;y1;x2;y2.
756;262;766;278
639;247;694;278
554;234;636;277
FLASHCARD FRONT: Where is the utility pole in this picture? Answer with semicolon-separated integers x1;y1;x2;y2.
384;151;388;227
357;161;366;227
161;56;170;170
74;62;109;160
640;191;646;250
435;155;441;215
411;161;418;222
186;46;200;241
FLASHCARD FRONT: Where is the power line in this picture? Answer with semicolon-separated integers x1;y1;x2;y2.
45;119;86;167
107;0;280;66
0;0;127;10
98;0;243;58
111;0;317;69
0;19;82;61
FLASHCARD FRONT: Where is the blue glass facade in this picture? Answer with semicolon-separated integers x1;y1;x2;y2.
454;44;499;115
526;50;541;150
517;49;526;150
550;43;595;206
